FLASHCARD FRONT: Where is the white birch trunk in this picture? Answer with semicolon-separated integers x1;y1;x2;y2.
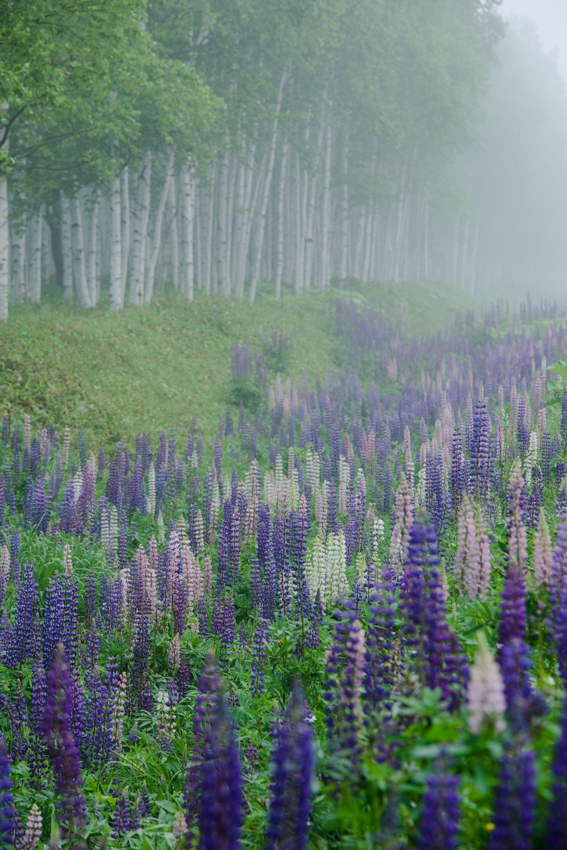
11;219;26;304
204;162;216;296
0;173;8;319
145;150;174;304
294;152;303;294
120;166;130;299
303;104;326;293
217;151;229;296
70;197;91;307
180;162;195;301
109;177;122;311
60;194;73;300
249;70;288;303
168;178;180;291
28;208;43;303
340;122;349;285
275;137;288;299
129;150;152;306
320;123;332;290
86;189;100;306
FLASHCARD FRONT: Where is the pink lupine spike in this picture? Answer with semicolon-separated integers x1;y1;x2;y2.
533;508;553;586
467;633;506;734
389;472;414;574
203;555;213;598
508;462;528;575
148;536;159;573
455;494;481;600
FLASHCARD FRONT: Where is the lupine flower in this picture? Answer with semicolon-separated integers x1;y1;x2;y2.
488;739;535;850
0;738;14;848
18;803;42;850
250;618;269;696
507;462;527;575
389;472;414;574
197;695;242;850
401;523;468;709
544;693;567;847
533;508;553;585
111;672;127;752
419;767;459;850
466;633;506;733
265;683;314;850
324;607;366;758
41;643;86;834
156;690;176;750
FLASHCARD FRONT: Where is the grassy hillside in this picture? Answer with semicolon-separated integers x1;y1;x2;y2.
0;280;478;450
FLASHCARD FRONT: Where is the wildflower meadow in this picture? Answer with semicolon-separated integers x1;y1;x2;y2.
2;297;567;849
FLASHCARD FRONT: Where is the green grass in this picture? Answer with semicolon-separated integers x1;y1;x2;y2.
0;278;479;450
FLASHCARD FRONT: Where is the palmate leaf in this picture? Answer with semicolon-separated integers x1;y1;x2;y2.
548;360;567;382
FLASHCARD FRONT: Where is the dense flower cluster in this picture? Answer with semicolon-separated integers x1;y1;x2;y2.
0;297;567;847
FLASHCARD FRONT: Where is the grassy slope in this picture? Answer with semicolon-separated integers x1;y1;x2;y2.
0;280;478;450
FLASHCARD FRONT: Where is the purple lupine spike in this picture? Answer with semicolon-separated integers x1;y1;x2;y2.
112;788;138;839
419;767;459;850
8;563;38;668
184;652;223;843
265;683;314;850
198;694;243;850
545;693;567;847
250;618;269;696
29;655;48;777
470;399;490;501
41;643;87;835
0;738;14;847
561;387;567;447
401;523;468;709
488;739;535;850
324;605;365;758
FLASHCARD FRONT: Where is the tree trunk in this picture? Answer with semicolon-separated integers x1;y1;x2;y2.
145;150;174;304
130;150;152;306
249;70;288;303
180;161;195;301
340;121;349;285
204;162;216;296
60;194;73;300
109;177;122;311
168;178;180;291
120;166;130;300
0;173;8;319
29;208;43;303
70;197;91;307
86;189;100;306
303;104;326;293
216;150;229;296
275;137;288;299
11;218;26;304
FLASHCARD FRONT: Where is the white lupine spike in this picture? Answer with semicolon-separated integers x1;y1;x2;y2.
0;545;10;582
415;466;426;510
147;463;156;518
523;430;538;488
110;505;118;555
24;413;31;451
196;509;205;552
157;510;165;544
88;452;97;479
62;427;71;471
287;446;295;479
63;543;73;576
339;456;350;487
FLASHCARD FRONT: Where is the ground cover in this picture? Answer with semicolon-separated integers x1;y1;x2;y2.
0;279;477;451
1;289;567;849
